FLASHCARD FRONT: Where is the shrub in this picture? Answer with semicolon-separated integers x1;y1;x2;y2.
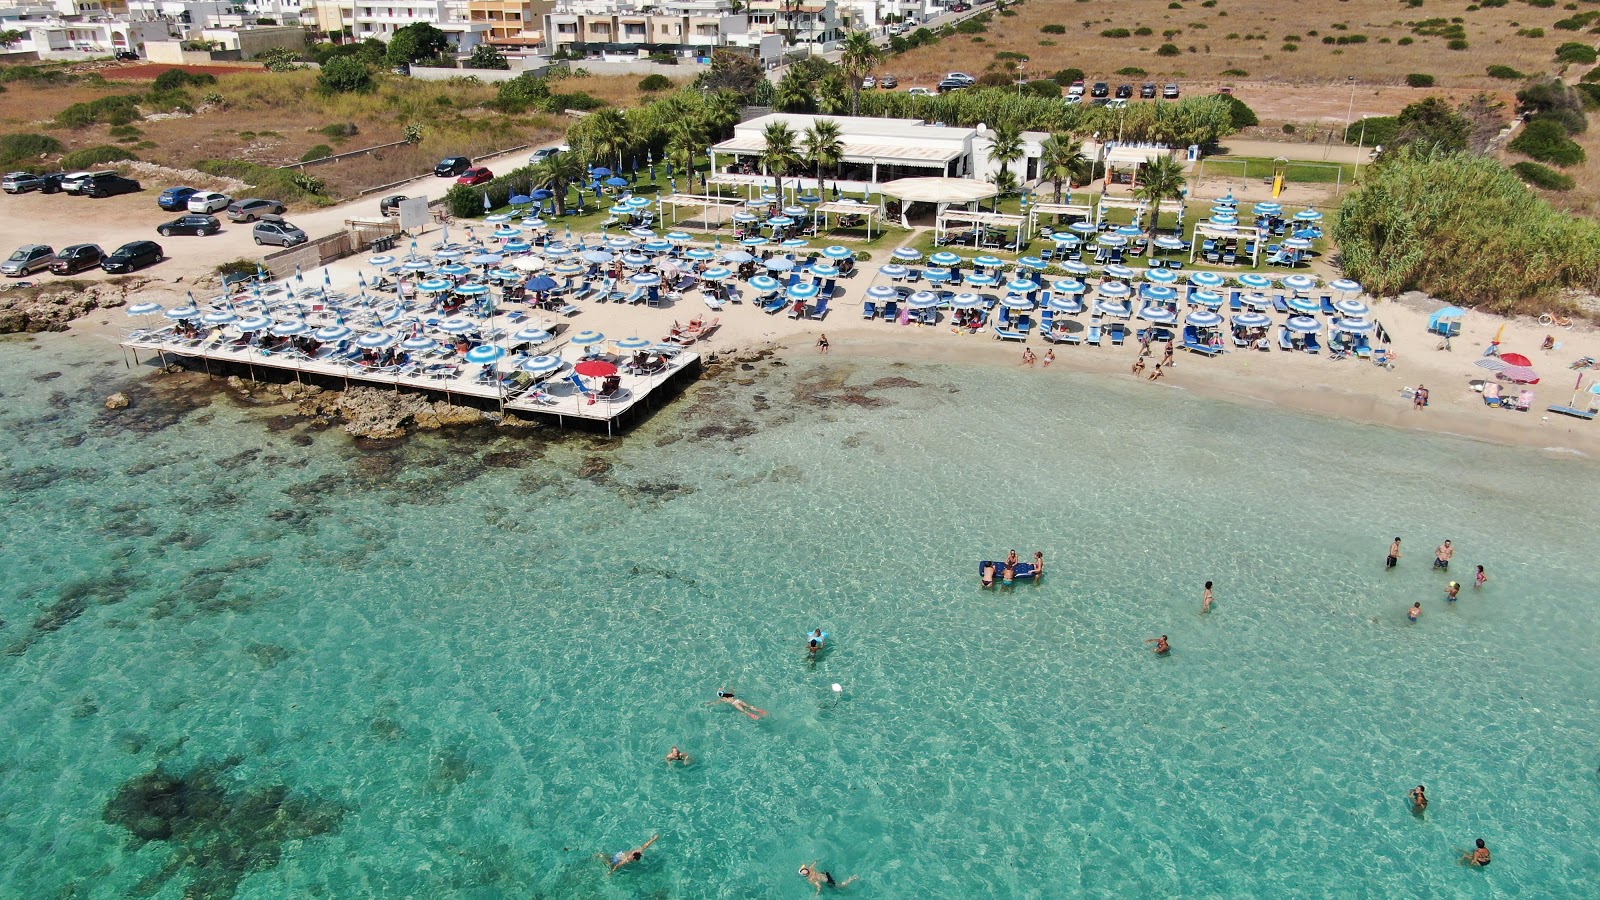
1051;67;1085;86
152;68;215;92
1169;1;1183;7
59;145;136;169
1157;43;1182;56
1024;80;1062;98
638;73;672;91
1487;64;1527;79
977;71;1013;87
1576;82;1600;108
195;159;331;205
54;94;141;127
1101;28;1131;38
1116;66;1147;76
1518;27;1546;37
1518;79;1588;133
1509;118;1587;165
0;133;63;167
465;44;510;70
1134;27;1154;36
1556;41;1599;64
1041;24;1065;34
1221;94;1258;128
317;57;374;94
215;259;260;280
300;144;333;162
1511;160;1576;190
1222;68;1249;76
1398;37;1414;45
551;91;605;111
1447;39;1470;50
1335;149;1600;307
1282;43;1300;52
1406;73;1436;87
318;122;359;140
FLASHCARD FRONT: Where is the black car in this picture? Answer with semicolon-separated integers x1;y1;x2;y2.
157;214;221;237
116;51;140;61
50;243;104;275
1115;84;1134;99
37;172;66;194
379;194;407;217
434;156;471;177
102;240;162;273
937;79;968;93
1140;83;1157;99
1090;82;1109;98
82;172;142;198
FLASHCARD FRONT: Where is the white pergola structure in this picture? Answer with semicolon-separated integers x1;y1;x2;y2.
660;192;746;228
813;200;881;241
1103;145;1180;193
1028;200;1094;234
1094;195;1149;227
1189;223;1264;268
934;209;1027;251
880;176;1000;227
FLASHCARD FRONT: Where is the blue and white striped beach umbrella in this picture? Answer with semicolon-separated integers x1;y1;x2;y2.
733;211;758;223
749;274;780;292
1210;214;1239;227
810;263;840;278
1097;281;1131;298
237;315;273;331
455;283;490;296
1283;237;1313;251
1104;264;1135;280
1049;294;1085;313
906;290;940;308
1233;312;1272;329
357;331;396;348
437;317;477;334
765;257;795;272
879;264;909;279
1061;260;1092;276
1007;278;1039;294
625;196;653;209
438;263;472;277
630;272;662;287
1094;299;1131;317
570;330;606;346
270;319;309;336
1238;273;1271;290
1001;294;1034;311
513;328;553;344
466;345;505;365
892;247;923;261
965;272;998;287
1294;209;1323;222
1330;278;1362;295
202;310;238;325
1115;225;1143;238
472;252;506;266
1189;271;1224;288
1017;256;1047;270
582;250;614;264
1283;273;1319;292
641;240;673;254
615;336;652;351
930;251;963;267
1333;317;1375;335
1152;235;1184;250
486;213;513;224
924;268;953;283
1052;278;1087;294
553;262;584;276
866;285;898;300
666;231;692;242
1285;315;1321;333
1139;306;1177;325
700;267;733;281
1287;295;1321;315
418;279;452;293
313;325;352;342
503;240;532;254
766;216;794;227
1069;221;1097;234
603;236;634;250
544;243;576;257
489;268;522;281
1334;298;1370;317
823;245;855;260
950;292;984;309
520;355;562;375
1241;292;1271;309
1143;285;1178;303
740;236;770;247
1145;267;1179;284
165;305;200;319
368;255;396;267
1050;232;1080;245
1210;205;1236;216
401;335;436;351
788;281;821;300
1096;234;1127;248
973;254;1005;268
721;250;754;263
1252;202;1283;215
434;248;465;260
1185;310;1224;328
621;253;650;267
522;217;546;229
1192;290;1225;308
686;247;716;261
127;302;164;316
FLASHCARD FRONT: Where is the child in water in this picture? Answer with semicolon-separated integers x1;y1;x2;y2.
1474;565;1488;589
1446;582;1460;602
1408;602;1422;623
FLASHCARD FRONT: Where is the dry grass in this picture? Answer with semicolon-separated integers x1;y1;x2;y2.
886;0;1598;90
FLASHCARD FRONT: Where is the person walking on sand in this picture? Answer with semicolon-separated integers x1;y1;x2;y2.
666;747;691;766
1162;340;1175;367
604;834;660;874
710;690;768;720
1410;785;1428;814
1462;838;1491;867
1132;356;1147;377
1434;540;1453;571
1408;602;1422;623
1043;349;1055;367
799;861;860;893
1021;347;1037;367
1148;363;1165;382
1387;537;1402;570
1475;565;1488;589
1146;635;1171;655
1202;581;1214;614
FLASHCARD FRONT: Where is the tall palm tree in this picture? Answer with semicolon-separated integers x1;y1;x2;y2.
992;168;1018;213
987;121;1024;190
1133;154;1188;239
582;108;631;175
761;121;800;201
666;114;707;185
532;151;586;216
802;118;844;191
1039;133;1091;203
702;90;741;141
839;30;883;117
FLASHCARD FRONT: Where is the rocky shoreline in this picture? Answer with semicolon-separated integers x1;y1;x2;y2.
0;282;143;334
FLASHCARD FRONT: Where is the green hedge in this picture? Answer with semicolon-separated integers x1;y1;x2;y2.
54;95;142;128
0;133;64;167
59;145;137;170
1510;160;1575;190
1508;119;1587;165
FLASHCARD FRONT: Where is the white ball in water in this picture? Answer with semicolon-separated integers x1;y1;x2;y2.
831;684;843;693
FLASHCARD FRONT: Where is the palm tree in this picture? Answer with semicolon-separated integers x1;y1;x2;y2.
702;90;741;141
992;168;1018;213
1039;133;1091;204
666;114;707;185
761;121;800;201
987;121;1024;190
583;108;631;175
775;68;814;113
802;119;844;192
532;151;586;216
1133;154;1188;239
839;30;883;117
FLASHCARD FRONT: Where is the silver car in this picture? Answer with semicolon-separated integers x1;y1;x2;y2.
2;244;54;276
252;216;308;247
2;172;44;194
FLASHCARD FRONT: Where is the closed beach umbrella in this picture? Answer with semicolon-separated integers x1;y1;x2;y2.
966;272;998;287
810;263;840;278
202;310;238;325
1334;299;1370;317
1145;267;1179;284
1330;278;1362;295
1049;294;1085;313
880;264;909;279
520;355;562;375
1104;264;1135;280
357;331;396;348
419;279;452;293
892;247;923;261
437;317;477;334
788;281;821;300
1287;295;1321;315
974;254;1005;268
686;247;716;261
466;345;505;365
1001;294;1034;311
765;257;795;272
570;330;606;346
1186;310;1223;328
907;290;940;308
950;292;984;309
1332;318;1374;335
823;245;854;260
1139;306;1177;325
630;272;662;287
165;305;201;320
866;285;898;300
1052;278;1087;294
615;336;652;351
930;251;963;267
1097;281;1131;298
1189;271;1224;288
513;327;553;344
237;315;273;331
1238;273;1271;290
313;325;351;342
701;267;733;281
749;274;780;292
1095;299;1131;317
1143;285;1178;303
127;302;164;316
1192;290;1226;308
1285;316;1321;333
1061;260;1092;276
271;319;309;336
455;283;490;297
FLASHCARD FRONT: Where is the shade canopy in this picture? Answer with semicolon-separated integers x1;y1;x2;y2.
879;177;999;204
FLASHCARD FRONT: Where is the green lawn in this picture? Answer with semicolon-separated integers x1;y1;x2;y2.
1196;156;1360;186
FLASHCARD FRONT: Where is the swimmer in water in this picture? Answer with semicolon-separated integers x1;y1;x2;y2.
666;747;690;766
1146;635;1170;655
1002;564;1016;585
1034;551;1045;576
1474;565;1487;589
1006;550;1019;568
981;562;997;588
1408;602;1422;623
1387;537;1402;570
1202;580;1214;614
710;690;768;720
1446;582;1460;602
799;861;860;893
1462;838;1491;867
807;629;827;658
604;834;659;874
1410;785;1428;813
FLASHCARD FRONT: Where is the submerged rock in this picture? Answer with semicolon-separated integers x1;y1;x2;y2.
104;392;131;410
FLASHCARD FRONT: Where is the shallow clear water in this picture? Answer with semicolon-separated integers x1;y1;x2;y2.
2;332;1598;898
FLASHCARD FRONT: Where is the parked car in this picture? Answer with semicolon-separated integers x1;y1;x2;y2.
1115;84;1134;99
456;166;493;186
252;215;307;247
2;172;44;194
1217;86;1234;95
157;214;221;236
59;171;99;194
379;194;407;217
1090;82;1109;98
2;244;53;276
528;146;565;165
81;172;141;198
101;240;162;273
1105;98;1129;110
434;156;471;177
226;198;286;222
907;86;935;96
49;243;104;275
1067;80;1085;96
944;72;976;86
950;2;969;10
1140;83;1157;99
937;80;967;93
186;191;230;213
1163;83;1180;99
1064;94;1081;105
36;172;66;194
879;75;898;88
115;50;140;61
158;186;200;211
860;75;876;89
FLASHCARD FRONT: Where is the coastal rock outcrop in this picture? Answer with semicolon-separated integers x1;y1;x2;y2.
0;283;133;333
293;386;488;439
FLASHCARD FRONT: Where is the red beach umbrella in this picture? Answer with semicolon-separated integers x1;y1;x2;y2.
1500;352;1532;367
574;360;619;377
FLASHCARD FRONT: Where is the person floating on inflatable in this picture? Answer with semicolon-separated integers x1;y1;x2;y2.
981;562;997;588
806;628;828;658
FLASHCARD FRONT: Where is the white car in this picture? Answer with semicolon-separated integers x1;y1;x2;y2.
528;145;567;165
187;191;231;213
907;87;935;96
861;75;876;89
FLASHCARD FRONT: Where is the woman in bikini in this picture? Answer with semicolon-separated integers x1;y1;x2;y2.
710;691;768;720
799;861;860;893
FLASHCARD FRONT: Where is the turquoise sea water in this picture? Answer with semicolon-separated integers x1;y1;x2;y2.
2;332;1598;898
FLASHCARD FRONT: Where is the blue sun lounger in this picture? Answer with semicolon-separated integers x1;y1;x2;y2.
862;300;877;319
809;296;830;320
762;294;787;314
1087;323;1102;346
1277;326;1295;351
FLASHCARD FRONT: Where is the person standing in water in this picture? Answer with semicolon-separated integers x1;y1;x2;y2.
1446;582;1461;602
605;834;660;874
1410;785;1428;814
807;628;827;658
1146;635;1171;655
1434;540;1454;571
1474;565;1488;589
1033;551;1045;576
665;747;691;766
1408;602;1422;623
799;861;859;893
1202;581;1214;614
1462;838;1491;867
1387;537;1402;570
